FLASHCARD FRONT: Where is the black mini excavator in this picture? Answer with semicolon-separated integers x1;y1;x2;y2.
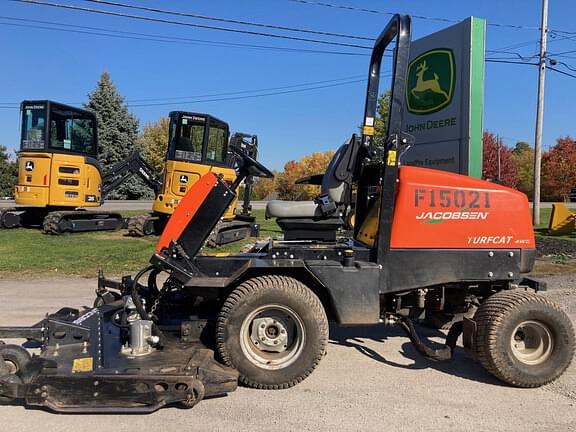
0;14;573;413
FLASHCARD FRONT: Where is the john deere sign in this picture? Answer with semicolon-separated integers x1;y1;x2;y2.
401;17;486;177
406;49;455;114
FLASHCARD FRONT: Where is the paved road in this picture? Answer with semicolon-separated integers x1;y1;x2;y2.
0;275;574;431
0;200;269;211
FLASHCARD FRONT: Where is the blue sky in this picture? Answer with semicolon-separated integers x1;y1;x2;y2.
1;0;575;170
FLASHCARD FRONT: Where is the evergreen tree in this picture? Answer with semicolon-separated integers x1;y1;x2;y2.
85;72;152;199
0;145;17;198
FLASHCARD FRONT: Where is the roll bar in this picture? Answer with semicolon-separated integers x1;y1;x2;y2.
361;14;412;152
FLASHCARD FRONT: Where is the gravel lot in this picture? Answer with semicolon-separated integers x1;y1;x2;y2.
0;274;574;432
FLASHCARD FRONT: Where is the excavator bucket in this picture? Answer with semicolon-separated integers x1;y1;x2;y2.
548;203;576;235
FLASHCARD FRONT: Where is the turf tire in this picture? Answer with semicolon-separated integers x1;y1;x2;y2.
474;289;575;387
216;275;328;389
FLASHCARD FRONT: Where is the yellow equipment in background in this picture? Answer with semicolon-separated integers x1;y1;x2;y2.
1;101;121;232
127;112;258;245
2;102;257;244
548;203;576;235
1;100;162;234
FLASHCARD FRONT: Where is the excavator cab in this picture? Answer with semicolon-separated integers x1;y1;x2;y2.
16;100;101;210
144;112;257;245
152;112;236;216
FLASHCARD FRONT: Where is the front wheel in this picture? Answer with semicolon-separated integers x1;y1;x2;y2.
216;276;328;389
474;289;575;387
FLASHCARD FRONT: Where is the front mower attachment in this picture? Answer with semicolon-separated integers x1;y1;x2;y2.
0;305;237;413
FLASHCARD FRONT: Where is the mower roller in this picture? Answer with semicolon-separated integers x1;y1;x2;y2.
0;14;574;413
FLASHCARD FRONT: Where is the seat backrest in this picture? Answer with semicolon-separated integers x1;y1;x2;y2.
320;142;348;203
321;136;362;203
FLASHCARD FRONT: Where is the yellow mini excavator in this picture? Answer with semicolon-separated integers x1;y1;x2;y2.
127;111;259;246
0;100;163;234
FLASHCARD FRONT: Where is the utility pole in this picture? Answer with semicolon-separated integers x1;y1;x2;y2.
497;135;502;183
532;0;549;225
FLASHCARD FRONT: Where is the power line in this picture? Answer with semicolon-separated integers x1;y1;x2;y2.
0;16;368;56
549;30;576;42
552;29;576;36
485;59;538;66
7;1;548;59
127;78;371;107
548;66;576;79
127;75;373;103
485;51;539;62
79;0;374;41
0;13;537;62
0;73;391;107
550;49;576;56
556;61;576;72
489;39;539;52
9;0;373;50
286;0;540;31
287;0;457;24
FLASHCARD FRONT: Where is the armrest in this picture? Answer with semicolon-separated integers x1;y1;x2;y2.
295;174;324;185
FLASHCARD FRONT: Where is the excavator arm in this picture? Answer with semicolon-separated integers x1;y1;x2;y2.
101;152;163;198
229;133;258;217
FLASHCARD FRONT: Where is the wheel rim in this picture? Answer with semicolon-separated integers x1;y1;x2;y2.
3;359;18;375
510;320;554;365
239;304;305;370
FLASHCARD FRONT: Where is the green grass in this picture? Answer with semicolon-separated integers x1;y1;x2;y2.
534;207;576;241
535;208;551;230
1;206;575;278
0;209;279;278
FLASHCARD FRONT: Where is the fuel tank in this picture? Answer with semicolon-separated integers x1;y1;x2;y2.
390;166;535;249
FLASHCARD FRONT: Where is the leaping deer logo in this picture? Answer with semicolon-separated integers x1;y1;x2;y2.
411;60;449;100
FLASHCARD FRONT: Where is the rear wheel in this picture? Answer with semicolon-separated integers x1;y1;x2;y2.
216;275;328;389
474;289;575;387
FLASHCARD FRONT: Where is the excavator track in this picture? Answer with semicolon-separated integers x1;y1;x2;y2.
0;208;18;228
206;219;254;247
127;213;159;237
42;211;125;234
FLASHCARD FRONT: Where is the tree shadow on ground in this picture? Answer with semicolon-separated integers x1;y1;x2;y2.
328;322;504;386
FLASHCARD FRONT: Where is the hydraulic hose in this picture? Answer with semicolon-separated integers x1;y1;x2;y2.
130;265;167;348
130;265;155;321
398;317;463;361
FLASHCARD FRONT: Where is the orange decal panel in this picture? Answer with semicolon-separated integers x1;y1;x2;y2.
156;172;218;253
391;166;535;249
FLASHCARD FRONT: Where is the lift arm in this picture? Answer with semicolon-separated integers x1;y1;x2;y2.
101;152;163;198
229;133;258;217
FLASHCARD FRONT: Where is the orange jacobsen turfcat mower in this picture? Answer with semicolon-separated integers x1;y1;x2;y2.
0;14;573;412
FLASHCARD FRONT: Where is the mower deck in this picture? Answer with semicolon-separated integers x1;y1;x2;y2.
0;304;237;413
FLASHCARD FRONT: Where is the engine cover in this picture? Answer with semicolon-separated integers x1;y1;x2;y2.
390;166;535;249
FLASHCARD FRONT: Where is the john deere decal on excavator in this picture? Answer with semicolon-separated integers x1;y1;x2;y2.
0;15;573;413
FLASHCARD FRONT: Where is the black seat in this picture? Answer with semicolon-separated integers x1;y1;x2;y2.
266;135;362;241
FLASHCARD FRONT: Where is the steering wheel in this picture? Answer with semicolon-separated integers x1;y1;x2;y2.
230;145;274;179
